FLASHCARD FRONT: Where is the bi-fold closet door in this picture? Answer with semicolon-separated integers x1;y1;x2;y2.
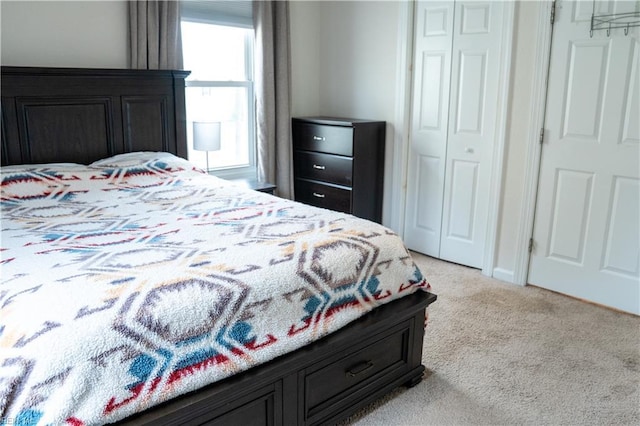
404;1;504;268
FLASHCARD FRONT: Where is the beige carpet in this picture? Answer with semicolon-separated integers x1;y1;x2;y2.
342;252;640;425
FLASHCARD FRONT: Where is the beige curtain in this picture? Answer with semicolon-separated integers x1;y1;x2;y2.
253;0;293;199
129;0;183;69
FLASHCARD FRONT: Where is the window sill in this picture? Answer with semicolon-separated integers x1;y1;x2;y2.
207;165;257;180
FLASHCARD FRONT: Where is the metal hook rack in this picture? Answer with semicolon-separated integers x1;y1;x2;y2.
590;1;640;38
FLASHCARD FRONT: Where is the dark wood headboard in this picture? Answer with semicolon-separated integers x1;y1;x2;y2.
1;66;190;166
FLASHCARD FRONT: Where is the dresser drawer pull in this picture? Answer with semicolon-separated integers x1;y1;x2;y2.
346;360;374;377
312;192;325;198
312;164;326;170
313;135;326;141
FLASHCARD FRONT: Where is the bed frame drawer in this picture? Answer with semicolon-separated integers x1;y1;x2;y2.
303;321;411;420
199;384;280;426
293;151;353;187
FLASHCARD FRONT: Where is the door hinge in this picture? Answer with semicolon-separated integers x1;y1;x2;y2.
528;238;534;253
539;128;545;144
551;1;556;25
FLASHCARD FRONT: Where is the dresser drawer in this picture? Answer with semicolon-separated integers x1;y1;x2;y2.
294;179;351;213
304;323;410;419
294;151;353;187
292;122;353;156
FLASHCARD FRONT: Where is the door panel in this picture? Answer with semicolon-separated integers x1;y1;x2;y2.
420;53;447;129
621;40;639;145
602;176;640;277
446;160;479;241
561;40;609;140
547;169;594;263
460;3;491;34
529;0;640;315
455;51;487;134
416;155;443;234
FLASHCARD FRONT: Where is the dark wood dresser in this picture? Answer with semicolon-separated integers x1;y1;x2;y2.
292;117;385;223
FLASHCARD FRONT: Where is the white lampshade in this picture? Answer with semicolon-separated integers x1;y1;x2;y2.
193;121;221;151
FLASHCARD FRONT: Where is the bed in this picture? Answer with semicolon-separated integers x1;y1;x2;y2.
0;66;437;426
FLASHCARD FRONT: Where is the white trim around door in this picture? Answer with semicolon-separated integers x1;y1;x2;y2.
512;0;554;286
483;1;516;277
387;0;416;236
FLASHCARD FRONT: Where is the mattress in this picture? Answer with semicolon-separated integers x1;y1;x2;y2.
0;152;428;425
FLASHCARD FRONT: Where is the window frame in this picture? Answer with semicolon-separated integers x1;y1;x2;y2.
181;17;257;180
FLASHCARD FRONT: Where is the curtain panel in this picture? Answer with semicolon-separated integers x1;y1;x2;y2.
129;0;183;69
253;0;293;199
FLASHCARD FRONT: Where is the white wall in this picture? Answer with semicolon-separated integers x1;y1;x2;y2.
290;1;402;127
317;1;399;121
290;0;406;230
290;1;321;117
1;0;127;68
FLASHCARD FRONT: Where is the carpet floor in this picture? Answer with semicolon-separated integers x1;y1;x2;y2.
342;252;640;425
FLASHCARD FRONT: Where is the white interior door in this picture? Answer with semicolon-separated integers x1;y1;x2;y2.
404;1;505;268
529;0;640;315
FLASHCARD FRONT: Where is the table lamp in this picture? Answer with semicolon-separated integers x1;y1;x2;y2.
193;121;221;172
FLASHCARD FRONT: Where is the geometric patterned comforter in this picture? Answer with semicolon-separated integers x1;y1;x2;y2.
0;152;428;425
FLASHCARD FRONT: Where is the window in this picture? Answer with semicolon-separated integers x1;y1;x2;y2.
181;3;255;178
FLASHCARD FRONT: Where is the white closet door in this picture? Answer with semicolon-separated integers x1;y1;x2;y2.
439;1;504;267
404;1;454;257
405;1;504;269
529;0;640;315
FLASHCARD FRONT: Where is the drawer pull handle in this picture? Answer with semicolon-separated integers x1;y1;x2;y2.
346;360;374;377
312;164;326;170
312;192;325;198
313;136;326;141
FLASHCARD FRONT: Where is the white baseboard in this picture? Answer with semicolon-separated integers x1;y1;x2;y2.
492;267;519;284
